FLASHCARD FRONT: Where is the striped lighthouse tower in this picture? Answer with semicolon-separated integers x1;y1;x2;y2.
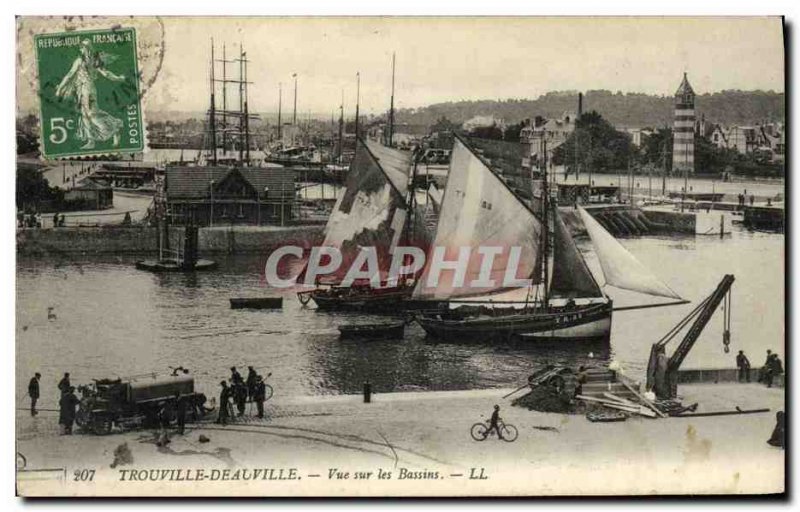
672;72;696;175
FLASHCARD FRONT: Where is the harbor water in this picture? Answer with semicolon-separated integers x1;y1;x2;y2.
16;224;783;401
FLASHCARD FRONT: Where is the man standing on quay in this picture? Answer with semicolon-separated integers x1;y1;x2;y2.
28;373;41;416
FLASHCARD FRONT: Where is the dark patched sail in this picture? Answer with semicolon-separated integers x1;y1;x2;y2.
550;209;603;299
297;138;411;285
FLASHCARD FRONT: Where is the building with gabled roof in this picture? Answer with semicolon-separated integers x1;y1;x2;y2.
64;179;114;210
165;165;295;226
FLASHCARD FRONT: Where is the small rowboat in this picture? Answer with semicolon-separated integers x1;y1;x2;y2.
135;258;217;272
230;297;284;309
338;321;406;339
586;410;628;423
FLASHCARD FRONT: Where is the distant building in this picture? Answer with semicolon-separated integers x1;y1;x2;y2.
519;113;575;170
758;125;785;162
709;124;729;149
64;179;114;210
708;122;784;162
165;165;295;226
624;128;654;147
726;126;759;154
672;72;696;175
462;115;506;133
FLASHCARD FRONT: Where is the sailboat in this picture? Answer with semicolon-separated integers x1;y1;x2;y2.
414;135;684;342
296;137;436;312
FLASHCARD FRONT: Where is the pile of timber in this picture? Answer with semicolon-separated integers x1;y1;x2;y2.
577;371;667;420
578;368;638;401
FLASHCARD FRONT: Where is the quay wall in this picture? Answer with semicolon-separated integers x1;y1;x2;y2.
559;206;697;237
16;225;324;256
642;209;696;234
677;368;784;388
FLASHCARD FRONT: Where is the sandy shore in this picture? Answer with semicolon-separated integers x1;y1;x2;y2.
16;383;784;497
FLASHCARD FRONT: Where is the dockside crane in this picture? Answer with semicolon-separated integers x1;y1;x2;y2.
646;274;735;400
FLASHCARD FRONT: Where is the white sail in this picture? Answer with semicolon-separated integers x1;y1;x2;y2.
413;137;543;299
427;183;444;212
578;207;681;300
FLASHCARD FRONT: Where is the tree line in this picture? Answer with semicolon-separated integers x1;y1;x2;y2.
397;89;784;128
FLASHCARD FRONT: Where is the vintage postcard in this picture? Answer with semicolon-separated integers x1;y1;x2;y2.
15;16;785;497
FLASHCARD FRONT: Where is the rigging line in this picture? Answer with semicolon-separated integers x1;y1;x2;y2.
656;297;708;347
654;293;712;347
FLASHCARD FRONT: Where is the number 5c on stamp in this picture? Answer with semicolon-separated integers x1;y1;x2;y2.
34;27;144;159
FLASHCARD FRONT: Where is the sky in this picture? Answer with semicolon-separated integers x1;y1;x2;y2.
17;16;785;117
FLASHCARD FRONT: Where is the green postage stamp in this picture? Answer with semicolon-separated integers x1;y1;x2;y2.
34;27;144;159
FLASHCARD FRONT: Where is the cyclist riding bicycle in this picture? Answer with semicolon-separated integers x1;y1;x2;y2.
488;404;503;440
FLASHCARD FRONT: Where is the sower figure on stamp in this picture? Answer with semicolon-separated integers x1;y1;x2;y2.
59;386;80;435
55;39;125;150
28;373;41;416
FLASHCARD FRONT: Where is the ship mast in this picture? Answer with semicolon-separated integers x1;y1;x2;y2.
221;44;227;154
388;52;395;147
338;89;344;164
209;39;217;166
209;40;256;166
238;44;244;164
277;82;282;142
542;134;550;308
355;72;360;141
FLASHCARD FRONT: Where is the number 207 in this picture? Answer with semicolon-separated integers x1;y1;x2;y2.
73;469;95;482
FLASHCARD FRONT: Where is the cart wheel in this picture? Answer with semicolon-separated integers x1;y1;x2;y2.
92;418;112;435
264;384;274;401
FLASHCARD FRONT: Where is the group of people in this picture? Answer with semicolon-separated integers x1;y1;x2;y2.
16;211;67;228
736;191;755;207
759;350;784;388
28;372;81;435
154;392;193;446
217;366;270;425
735;350;784;387
17;211;43;229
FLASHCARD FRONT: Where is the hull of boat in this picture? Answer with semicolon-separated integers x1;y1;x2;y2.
516;315;611;341
135;258;217;272
338;322;406;339
308;288;445;313
416;301;613;342
230;297;283;309
310;289;411;312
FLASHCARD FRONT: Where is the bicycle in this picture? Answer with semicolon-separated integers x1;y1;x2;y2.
470;419;518;442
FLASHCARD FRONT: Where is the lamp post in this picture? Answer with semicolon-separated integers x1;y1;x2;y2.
259;186;269;225
281;182;285;227
209;179;215;227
